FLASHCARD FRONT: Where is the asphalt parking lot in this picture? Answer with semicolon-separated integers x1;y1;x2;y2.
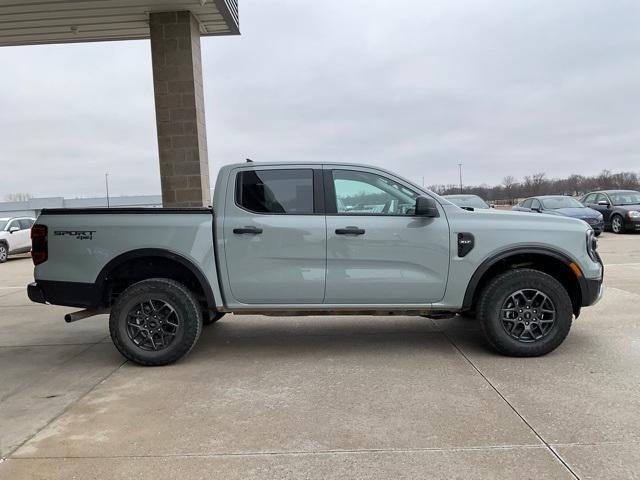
1;233;639;479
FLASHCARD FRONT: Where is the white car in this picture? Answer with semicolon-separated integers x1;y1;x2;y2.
0;217;35;263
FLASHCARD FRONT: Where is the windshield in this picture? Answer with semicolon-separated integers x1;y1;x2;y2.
541;197;583;209
0;221;7;230
445;195;490;209
609;191;640;206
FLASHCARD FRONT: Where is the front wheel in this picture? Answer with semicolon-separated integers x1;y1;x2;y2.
611;214;625;234
477;269;573;357
109;278;203;366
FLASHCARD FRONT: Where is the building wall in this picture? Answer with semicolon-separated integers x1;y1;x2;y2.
0;195;162;218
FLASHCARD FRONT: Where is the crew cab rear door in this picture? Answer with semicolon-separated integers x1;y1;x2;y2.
323;166;450;304
223;166;326;304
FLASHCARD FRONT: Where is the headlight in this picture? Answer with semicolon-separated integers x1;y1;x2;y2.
628;210;640;219
586;229;598;261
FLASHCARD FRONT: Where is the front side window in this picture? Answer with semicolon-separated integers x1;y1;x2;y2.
531;199;542;210
19;219;34;229
236;169;314;214
595;193;609;204
332;170;418;215
609;191;640;206
7;220;20;231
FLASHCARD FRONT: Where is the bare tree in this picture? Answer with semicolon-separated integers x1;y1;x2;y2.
502;175;518;203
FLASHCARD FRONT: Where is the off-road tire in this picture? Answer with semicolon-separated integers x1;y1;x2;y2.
110;278;202;366
478;269;573;357
0;242;8;263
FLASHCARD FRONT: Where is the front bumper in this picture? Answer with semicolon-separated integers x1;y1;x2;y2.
581;277;603;307
625;218;640;231
581;218;604;233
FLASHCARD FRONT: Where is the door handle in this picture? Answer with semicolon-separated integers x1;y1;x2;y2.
335;226;365;235
233;226;263;235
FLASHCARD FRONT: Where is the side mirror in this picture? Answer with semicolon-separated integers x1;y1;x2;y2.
531;207;541;213
9;226;20;233
490;204;496;209
415;196;439;217
597;200;610;207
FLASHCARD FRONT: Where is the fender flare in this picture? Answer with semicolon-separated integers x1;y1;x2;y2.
461;246;583;311
96;248;216;308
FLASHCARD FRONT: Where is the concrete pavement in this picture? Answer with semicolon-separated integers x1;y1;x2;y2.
1;233;639;479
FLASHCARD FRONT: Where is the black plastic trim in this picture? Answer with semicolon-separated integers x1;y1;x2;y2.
581;277;602;307
457;232;475;257
40;208;212;215
27;282;45;304
95;248;216;309
462;246;603;311
28;280;102;308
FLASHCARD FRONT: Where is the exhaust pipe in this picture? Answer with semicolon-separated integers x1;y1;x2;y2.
64;308;110;323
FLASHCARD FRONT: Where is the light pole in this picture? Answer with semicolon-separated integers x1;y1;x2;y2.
105;173;110;208
458;163;463;193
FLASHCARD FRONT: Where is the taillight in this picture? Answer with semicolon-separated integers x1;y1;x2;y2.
31;224;48;265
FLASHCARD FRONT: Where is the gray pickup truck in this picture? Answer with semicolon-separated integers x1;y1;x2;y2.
28;162;603;365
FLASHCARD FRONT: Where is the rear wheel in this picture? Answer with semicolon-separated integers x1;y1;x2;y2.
109;278;202;366
478;269;573;357
0;243;7;263
611;214;625;234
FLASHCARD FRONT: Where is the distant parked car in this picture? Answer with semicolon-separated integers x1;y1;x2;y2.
0;217;35;263
443;194;492;210
580;190;640;234
513;196;604;235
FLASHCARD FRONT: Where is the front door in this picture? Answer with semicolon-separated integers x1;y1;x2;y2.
223;167;326;304
588;193;613;224
6;219;30;253
324;167;450;305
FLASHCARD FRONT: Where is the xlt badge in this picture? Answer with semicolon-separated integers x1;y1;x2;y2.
457;232;475;257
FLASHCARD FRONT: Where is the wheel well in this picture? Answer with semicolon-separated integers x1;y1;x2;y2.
102;255;209;309
468;253;582;316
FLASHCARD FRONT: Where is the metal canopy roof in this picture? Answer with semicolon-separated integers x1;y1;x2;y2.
0;0;239;46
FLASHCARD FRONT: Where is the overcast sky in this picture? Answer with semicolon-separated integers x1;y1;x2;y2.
0;0;639;198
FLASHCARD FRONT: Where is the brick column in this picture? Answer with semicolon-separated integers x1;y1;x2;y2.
150;11;210;207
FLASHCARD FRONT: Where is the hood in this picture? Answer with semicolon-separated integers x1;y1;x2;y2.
444;204;590;234
615;203;640;211
548;207;600;218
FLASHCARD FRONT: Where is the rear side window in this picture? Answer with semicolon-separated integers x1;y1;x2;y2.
582;194;595;204
236;169;314;214
521;199;533;208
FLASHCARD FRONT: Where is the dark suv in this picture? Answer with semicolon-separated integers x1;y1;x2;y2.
580;190;640;234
